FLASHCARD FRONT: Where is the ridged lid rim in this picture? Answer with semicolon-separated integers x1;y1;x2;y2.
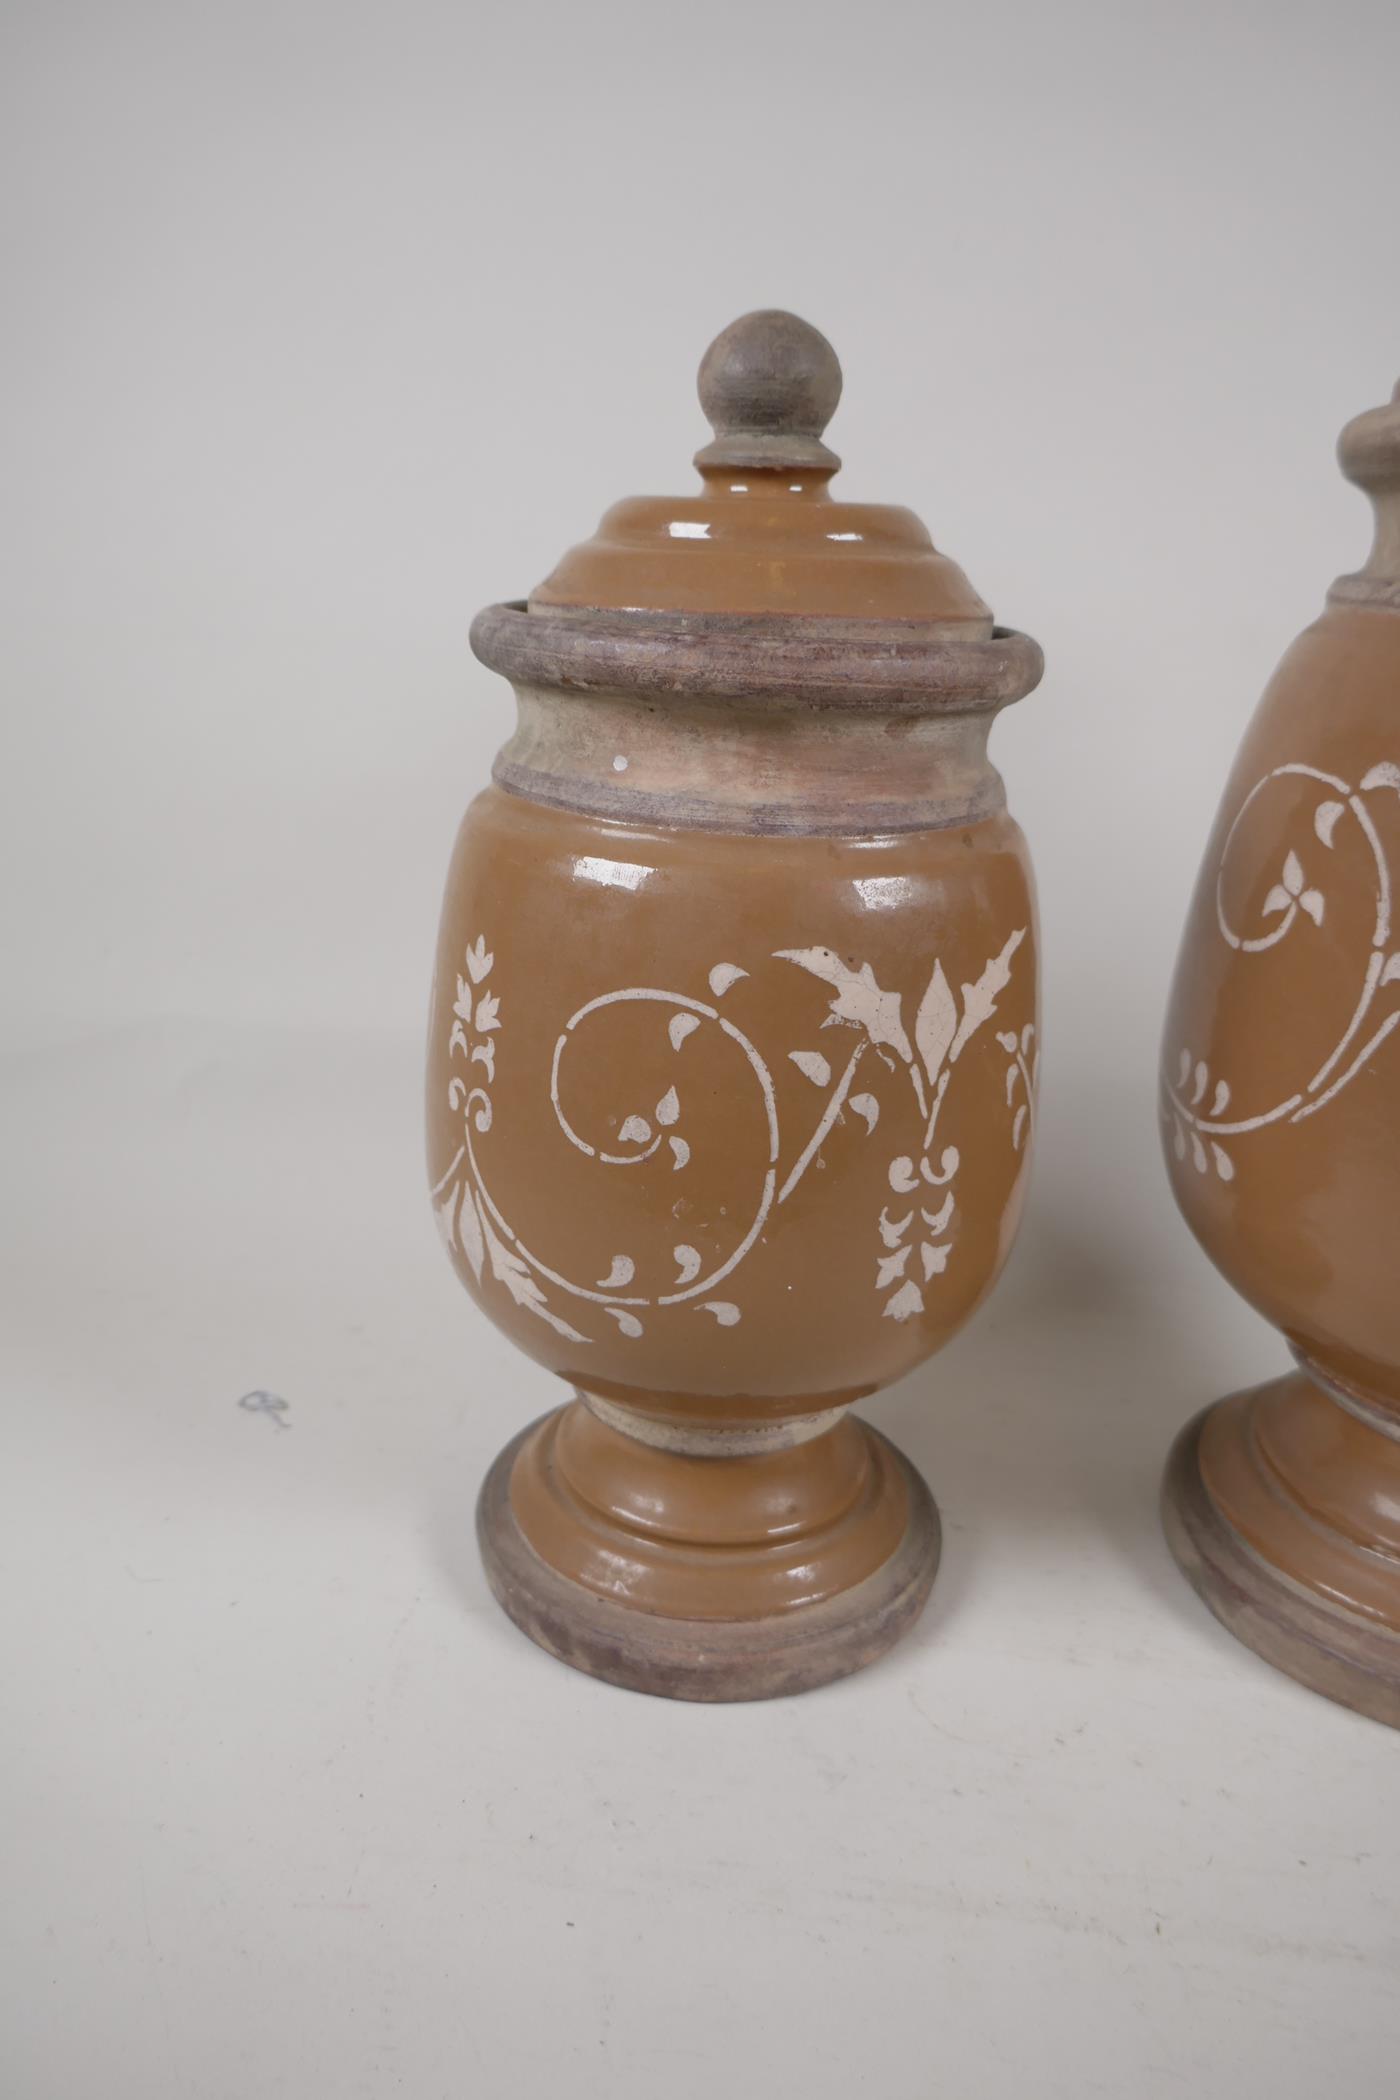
470;601;1044;713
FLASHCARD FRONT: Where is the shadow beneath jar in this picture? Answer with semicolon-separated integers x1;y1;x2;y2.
862;1175;1261;1659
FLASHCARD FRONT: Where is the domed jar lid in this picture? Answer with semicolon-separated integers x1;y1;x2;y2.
532;310;992;631
471;310;1042;712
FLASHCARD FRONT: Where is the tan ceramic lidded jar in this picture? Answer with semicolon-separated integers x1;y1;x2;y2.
1161;375;1400;1726
428;312;1044;1699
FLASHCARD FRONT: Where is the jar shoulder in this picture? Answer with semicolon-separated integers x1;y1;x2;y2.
444;781;1035;908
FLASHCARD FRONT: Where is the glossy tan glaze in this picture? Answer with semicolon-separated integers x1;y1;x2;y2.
532;473;993;630
430;311;1042;1697
429;790;1037;1418
1161;379;1400;1723
510;1406;911;1619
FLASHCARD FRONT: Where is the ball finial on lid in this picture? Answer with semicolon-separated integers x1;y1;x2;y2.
695;309;843;474
1333;374;1400;601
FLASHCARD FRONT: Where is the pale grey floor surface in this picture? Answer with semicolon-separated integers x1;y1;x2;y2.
3;1024;1396;2099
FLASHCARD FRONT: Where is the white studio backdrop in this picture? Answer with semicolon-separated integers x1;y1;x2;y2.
4;5;1400;2098
6;1;1398;1066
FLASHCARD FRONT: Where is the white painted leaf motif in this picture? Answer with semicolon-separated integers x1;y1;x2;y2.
1211;1080;1231;1115
449;1019;470;1060
949;930;1025;1063
773;947;914;1063
1178;1049;1192;1086
1283;850;1304;896
883;1280;925;1323
1382;954;1400;986
996;1030;1018;1054
708;964;748;997
876;1247;911;1289
914;959;958;1086
457;1187;485;1281
433;1183;458;1251
1190;1131;1208;1173
1005;1065;1019;1106
922;1147;960;1186
1191;1061;1208;1106
1012;1104;1028;1151
1315;799;1346;847
1210;1144;1235;1182
1299;890;1325;926
1262;886;1293;918
449;914;1044;1347
478;1210;588;1342
1362;762;1400;794
1172;1121;1187;1161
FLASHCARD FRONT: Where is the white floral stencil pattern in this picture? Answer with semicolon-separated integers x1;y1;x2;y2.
432;927;1033;1343
775;934;1032;1324
1164;759;1400;1180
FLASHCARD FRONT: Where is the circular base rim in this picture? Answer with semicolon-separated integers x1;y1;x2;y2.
477;1414;941;1703
1162;1406;1400;1730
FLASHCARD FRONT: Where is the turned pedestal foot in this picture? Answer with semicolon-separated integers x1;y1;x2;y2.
1162;1362;1400;1728
477;1397;940;1702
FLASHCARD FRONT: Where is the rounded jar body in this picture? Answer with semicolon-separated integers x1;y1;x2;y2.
429;760;1038;1430
1162;602;1400;1403
1160;593;1400;1725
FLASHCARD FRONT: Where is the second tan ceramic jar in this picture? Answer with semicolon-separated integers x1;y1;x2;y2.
1160;377;1400;1727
